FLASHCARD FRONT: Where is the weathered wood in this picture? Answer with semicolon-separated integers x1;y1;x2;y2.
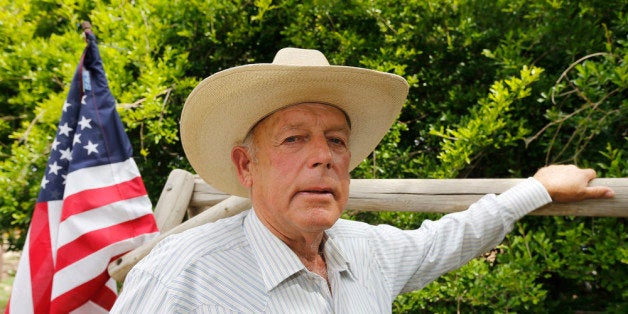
347;178;627;217
108;195;251;282
187;176;229;217
152;169;195;232
189;177;628;217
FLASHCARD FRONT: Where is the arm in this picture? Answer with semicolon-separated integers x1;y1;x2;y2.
391;165;614;293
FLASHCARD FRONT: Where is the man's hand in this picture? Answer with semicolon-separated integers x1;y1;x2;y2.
533;165;615;203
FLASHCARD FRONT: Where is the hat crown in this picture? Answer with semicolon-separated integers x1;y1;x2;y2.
272;48;330;66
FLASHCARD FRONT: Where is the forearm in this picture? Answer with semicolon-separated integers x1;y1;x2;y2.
402;178;551;291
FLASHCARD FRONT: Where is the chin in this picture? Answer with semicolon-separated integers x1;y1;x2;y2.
302;206;343;228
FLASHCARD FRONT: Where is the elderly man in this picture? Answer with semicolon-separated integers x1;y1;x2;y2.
112;48;614;313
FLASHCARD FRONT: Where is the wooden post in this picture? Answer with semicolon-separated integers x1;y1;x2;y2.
152;169;195;232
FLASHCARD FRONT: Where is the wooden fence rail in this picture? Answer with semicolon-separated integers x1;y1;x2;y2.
189;175;627;217
108;169;627;282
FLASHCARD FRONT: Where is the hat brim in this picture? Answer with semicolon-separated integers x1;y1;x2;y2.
181;63;409;197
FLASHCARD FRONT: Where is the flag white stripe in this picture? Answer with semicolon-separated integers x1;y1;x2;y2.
64;158;142;196
52;232;157;298
47;200;64;261
57;196;152;247
9;232;35;313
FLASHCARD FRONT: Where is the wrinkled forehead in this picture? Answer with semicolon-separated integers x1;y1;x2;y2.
245;102;352;138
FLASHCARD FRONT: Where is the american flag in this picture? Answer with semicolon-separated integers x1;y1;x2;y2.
7;29;159;313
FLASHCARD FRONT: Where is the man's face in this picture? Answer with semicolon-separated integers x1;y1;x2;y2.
240;103;351;238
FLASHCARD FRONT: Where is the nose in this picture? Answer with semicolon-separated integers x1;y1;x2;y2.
310;135;333;169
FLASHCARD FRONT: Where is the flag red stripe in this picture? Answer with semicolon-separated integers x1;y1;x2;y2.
61;176;147;221
91;282;118;310
55;214;158;270
28;202;54;314
50;270;112;313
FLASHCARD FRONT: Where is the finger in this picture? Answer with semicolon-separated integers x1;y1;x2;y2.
585;186;615;199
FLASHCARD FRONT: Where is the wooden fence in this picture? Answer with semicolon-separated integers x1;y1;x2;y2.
108;169;627;282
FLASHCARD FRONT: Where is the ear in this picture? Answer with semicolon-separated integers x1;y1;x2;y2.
231;146;253;188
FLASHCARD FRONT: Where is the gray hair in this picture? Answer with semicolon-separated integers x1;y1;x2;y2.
239;128;258;162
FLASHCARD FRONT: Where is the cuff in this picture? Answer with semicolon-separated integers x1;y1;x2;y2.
497;177;552;220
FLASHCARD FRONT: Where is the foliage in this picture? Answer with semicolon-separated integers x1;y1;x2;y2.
428;66;544;179
0;0;626;312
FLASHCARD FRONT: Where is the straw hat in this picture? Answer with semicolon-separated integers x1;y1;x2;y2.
181;48;409;197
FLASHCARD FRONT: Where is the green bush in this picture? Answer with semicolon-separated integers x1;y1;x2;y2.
1;0;625;311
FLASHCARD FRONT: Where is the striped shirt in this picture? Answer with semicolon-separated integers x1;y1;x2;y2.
111;178;550;313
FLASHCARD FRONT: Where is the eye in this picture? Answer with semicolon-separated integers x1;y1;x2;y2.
328;137;347;147
283;135;301;143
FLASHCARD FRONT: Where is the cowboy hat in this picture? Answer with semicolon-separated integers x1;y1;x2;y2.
180;48;409;197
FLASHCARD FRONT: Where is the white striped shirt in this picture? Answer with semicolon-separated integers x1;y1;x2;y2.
112;178;550;313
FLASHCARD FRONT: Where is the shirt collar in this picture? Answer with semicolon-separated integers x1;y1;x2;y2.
321;231;350;274
244;209;352;292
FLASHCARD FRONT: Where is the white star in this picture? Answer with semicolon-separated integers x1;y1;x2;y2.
81;95;87;104
51;138;61;151
84;140;99;155
58;123;73;137
78;116;92;130
63;101;72;112
41;176;49;189
50;190;62;199
48;161;62;175
59;147;73;161
73;133;82;145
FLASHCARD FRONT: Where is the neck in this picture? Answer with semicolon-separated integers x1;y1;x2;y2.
254;209;329;280
289;235;329;284
284;233;326;259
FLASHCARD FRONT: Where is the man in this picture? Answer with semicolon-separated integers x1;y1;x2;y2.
112;48;614;313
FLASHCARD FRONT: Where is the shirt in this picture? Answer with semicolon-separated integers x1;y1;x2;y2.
111;178;551;313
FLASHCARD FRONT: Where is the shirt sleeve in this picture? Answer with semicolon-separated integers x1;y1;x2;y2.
370;177;551;295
